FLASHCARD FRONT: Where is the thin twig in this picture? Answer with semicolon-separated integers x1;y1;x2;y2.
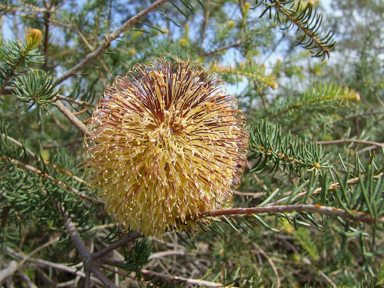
291;111;384;133
233;191;267;198
303;257;337;288
43;0;55;70
199;204;384;225
90;266;117;288
56;94;95;107
55;100;88;133
56;0;170;84
204;40;242;57
317;139;384;148
0;237;59;281
62;212;91;259
0;3;47;13
247;161;269;191
149;251;187;260
7;248;103;286
265;174;382;207
93;232;143;259
98;260;153;286
43;138;83;148
62;212;118;287
274;2;332;57
254;79;268;108
252;242;281;287
357;145;379;154
1;133;92;187
141;269;224;287
51;112;67;131
1;133;34;157
1;156;104;206
19;273;38;288
0;261;18;282
199;0;209;54
54;11;113;78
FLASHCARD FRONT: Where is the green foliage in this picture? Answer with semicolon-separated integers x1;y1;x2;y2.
0;38;43;68
0;38;44;97
0;0;383;287
253;0;336;59
210;61;278;89
0;131;97;248
249;120;332;174
123;239;152;277
257;82;360;123
14;70;58;115
293;227;320;260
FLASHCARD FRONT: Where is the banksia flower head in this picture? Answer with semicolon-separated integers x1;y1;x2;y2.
84;59;249;237
24;28;42;52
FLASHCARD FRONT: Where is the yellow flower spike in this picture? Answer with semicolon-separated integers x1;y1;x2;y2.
225;20;236;29
25;28;42;51
84;59;249;238
178;38;188;47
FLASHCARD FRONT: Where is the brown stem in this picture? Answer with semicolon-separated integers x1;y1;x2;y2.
1;156;104;206
204;40;242;57
199;204;384;225
90;266;117;288
247;161;268;191
92;232;143;259
0;237;59;282
266;173;384;207
1;133;91;187
43;1;55;70
141;269;224;287
0;55;24;96
1;134;34;157
56;94;95;107
199;0;209;54
63;212;91;255
253;79;268;108
317;139;384;148
62;213;117;288
252;242;280;287
62;211;90;258
13;98;24;138
55;100;88;133
84;273;91;288
233;191;267;198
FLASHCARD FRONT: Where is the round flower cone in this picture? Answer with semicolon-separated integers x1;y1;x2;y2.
84;59;249;238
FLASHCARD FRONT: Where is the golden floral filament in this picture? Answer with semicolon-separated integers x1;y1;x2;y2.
25;28;42;51
85;60;249;237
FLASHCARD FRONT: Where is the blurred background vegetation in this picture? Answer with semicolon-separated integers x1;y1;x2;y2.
1;0;384;287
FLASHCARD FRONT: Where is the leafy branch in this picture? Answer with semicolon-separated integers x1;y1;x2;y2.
56;0;170;85
0;156;103;206
14;70;58;121
199;204;384;226
317;139;384;149
210;61;278;90
0;30;43;96
253;0;336;59
249;120;332;174
259;82;360;121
